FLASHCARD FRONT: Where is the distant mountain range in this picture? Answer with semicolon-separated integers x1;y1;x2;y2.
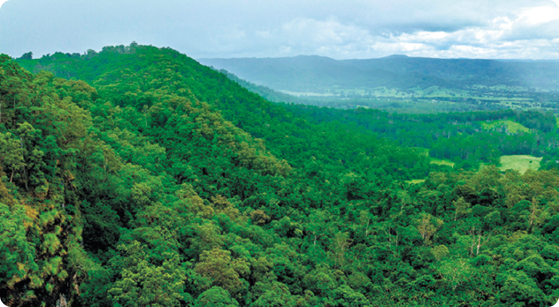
198;55;559;93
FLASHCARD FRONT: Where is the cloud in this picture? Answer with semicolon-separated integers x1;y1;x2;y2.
519;6;559;25
0;0;558;59
220;2;559;58
349;0;559;59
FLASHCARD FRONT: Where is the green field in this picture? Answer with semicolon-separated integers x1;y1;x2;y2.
406;179;426;184
417;154;539;178
412;147;456;167
430;158;455;167
500;155;542;173
481;120;531;133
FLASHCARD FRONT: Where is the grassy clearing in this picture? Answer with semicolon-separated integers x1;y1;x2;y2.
500;155;542;174
481;120;531;134
412;147;455;167
406;179;426;184
430;158;455;167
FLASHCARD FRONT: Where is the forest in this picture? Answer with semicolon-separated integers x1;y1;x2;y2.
1;44;559;306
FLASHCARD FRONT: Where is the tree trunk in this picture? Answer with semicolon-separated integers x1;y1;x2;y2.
476;236;481;256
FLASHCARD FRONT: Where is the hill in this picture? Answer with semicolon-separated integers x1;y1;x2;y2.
2;44;559;306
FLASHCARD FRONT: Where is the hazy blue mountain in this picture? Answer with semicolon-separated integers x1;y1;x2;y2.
199;55;559;92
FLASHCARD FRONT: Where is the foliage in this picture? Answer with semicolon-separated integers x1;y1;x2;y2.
2;44;559;307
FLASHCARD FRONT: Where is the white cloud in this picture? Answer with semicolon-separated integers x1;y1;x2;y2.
519;6;559;25
1;0;559;59
354;1;559;59
212;0;559;59
254;5;559;59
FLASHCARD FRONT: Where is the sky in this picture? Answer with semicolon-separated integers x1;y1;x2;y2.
1;0;559;60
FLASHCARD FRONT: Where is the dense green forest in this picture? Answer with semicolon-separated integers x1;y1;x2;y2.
210;69;559;171
283;106;559;170
2;44;559;306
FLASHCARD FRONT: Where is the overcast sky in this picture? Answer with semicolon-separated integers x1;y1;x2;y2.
1;0;559;60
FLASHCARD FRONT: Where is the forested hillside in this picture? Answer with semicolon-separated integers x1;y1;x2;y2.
285;105;559;170
2;44;559;306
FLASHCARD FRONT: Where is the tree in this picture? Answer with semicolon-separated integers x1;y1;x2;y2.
250;282;299;307
499;271;547;306
109;241;185;307
436;259;472;291
18;52;33;60
527;197;546;232
414;213;443;245
431;245;449;261
0;132;25;183
195;287;239;307
194;248;249;294
452;197;471;221
329;232;351;268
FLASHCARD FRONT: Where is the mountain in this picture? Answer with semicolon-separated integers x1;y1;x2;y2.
199;55;559;92
2;44;559;307
3;44;430;306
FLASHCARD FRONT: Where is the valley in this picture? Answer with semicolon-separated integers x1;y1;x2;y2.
202;55;559;113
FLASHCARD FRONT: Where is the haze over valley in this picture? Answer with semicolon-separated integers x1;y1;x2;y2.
200;55;559;112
